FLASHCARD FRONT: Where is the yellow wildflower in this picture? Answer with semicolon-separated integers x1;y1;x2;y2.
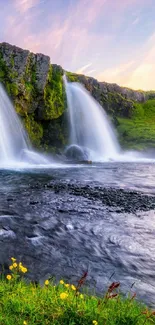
59;280;64;285
60;292;68;300
6;275;12;280
71;284;76;291
92;321;98;325
11;257;16;262
44;280;49;286
9;265;13;270
80;294;84;299
21;267;28;273
23;321;27;325
13;262;18;268
65;283;70;288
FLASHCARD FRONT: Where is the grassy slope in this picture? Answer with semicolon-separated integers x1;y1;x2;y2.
1;277;154;325
117;99;155;150
0;259;155;325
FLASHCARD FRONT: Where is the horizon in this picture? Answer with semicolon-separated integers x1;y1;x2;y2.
0;0;155;91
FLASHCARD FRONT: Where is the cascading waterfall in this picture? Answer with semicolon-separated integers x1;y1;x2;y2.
63;75;121;161
0;84;30;163
0;83;50;167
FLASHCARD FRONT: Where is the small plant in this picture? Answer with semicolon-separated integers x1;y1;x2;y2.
0;258;155;324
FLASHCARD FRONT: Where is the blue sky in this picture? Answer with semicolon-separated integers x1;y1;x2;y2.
0;0;155;90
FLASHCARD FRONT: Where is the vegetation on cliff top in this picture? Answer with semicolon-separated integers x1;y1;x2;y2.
117;99;155;150
1;258;155;325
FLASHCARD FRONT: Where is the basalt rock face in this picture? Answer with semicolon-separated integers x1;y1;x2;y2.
0;42;67;150
0;42;155;151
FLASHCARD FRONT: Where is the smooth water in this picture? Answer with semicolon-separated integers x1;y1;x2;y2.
63;75;120;161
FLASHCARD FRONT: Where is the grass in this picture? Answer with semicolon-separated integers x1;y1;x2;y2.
0;259;155;324
117;99;155;150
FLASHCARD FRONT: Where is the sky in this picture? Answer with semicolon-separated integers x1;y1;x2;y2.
0;0;155;90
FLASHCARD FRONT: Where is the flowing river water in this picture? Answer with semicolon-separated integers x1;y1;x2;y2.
1;162;155;306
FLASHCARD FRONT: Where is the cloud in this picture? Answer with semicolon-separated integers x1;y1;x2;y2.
132;17;139;25
96;33;155;90
97;61;135;84
1;0;155;90
14;0;40;13
86;69;96;75
126;35;155;90
76;63;92;74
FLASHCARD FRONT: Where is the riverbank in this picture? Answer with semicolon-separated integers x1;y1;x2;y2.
0;258;154;325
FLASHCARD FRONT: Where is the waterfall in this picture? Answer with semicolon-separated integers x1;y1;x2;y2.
0;84;49;167
0;84;30;163
63;75;121;161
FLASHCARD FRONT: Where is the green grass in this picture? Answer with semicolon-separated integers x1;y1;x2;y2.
117;99;155;150
0;259;155;324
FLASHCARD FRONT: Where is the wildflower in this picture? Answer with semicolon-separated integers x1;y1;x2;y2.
80;294;84;299
65;283;70;288
92;321;98;325
20;267;28;273
23;321;27;325
60;292;68;300
13;262;18;268
44;280;49;286
108;282;120;293
59;280;64;285
6;275;12;280
77;271;88;290
71;284;76;291
11;257;16;262
9;265;13;270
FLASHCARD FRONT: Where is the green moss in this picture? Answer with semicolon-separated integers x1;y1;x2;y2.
42;114;69;150
10;54;15;68
43;65;65;120
23;114;43;147
6;83;19;96
0;53;8;83
66;71;78;82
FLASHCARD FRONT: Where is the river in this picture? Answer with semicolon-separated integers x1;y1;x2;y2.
1;162;155;306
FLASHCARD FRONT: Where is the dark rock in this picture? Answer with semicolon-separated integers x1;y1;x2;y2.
65;144;89;161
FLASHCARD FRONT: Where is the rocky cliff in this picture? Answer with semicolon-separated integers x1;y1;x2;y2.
0;42;155;151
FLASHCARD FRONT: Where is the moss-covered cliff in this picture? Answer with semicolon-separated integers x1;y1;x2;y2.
0;42;67;150
0;42;155;151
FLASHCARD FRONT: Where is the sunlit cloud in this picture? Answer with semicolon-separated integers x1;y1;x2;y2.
76;63;92;74
96;33;155;90
86;69;96;75
97;61;135;84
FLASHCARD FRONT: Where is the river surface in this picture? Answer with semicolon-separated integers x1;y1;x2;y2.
1;162;155;305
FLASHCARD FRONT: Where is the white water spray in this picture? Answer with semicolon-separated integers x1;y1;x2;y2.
63;75;121;161
0;84;51;167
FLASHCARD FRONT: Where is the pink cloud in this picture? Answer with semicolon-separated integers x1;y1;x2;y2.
96;33;155;90
14;0;40;13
